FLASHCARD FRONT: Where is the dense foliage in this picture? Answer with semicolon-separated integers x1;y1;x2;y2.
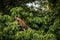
0;0;60;40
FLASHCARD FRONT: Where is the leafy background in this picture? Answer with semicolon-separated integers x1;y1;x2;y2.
0;0;60;40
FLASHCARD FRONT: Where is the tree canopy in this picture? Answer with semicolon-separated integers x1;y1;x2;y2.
0;0;60;40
